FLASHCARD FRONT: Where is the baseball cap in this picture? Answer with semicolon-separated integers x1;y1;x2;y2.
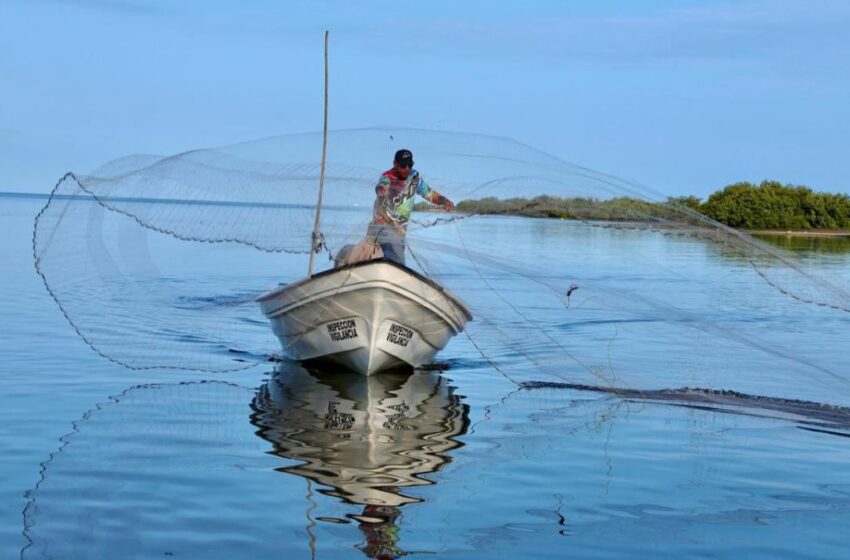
393;149;414;167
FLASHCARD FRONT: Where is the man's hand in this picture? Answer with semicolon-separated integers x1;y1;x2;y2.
443;199;455;212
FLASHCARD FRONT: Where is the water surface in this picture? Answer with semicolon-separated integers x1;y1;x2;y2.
3;195;850;558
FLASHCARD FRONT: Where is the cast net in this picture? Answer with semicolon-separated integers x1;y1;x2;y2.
21;368;470;559
33;128;850;404
21;366;850;559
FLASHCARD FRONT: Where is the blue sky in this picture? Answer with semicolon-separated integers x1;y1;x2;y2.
2;0;849;197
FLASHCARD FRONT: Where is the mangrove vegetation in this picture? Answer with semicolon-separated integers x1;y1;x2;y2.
418;181;850;231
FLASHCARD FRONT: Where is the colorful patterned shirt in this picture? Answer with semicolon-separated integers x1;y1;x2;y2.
371;168;449;229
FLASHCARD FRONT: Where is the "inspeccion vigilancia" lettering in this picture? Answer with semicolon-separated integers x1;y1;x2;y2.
326;319;358;341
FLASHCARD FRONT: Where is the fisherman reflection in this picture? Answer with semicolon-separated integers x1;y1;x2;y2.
356;504;403;560
250;364;469;559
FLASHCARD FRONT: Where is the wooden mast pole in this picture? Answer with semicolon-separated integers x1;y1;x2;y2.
308;30;329;275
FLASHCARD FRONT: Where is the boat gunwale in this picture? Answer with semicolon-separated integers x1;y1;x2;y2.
256;258;473;322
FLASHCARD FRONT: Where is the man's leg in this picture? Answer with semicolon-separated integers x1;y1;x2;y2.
368;224;406;265
381;234;406;265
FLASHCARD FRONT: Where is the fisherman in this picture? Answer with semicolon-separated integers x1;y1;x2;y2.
368;149;454;265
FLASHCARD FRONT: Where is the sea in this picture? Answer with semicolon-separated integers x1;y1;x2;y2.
2;193;850;559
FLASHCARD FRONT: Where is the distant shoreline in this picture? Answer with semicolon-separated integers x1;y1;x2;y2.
416;203;850;236
430;181;850;235
8;190;849;237
748;229;850;238
0;191;47;199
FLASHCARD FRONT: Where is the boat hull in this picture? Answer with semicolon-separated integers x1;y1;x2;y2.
257;260;472;375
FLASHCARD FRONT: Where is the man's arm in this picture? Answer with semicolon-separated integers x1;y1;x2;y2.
373;176;407;235
375;203;406;235
416;176;454;211
375;175;391;197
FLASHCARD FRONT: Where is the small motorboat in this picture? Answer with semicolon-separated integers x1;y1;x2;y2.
256;39;471;375
257;258;472;375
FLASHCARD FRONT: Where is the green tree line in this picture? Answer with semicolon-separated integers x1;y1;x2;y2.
697;181;850;229
416;180;850;230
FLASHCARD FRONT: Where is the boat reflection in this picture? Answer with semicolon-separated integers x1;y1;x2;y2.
250;363;470;559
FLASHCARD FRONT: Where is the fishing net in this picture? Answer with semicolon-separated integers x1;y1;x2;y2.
33;128;850;403
21;367;850;559
22;367;469;559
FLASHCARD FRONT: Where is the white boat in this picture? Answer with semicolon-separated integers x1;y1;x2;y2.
257;258;473;375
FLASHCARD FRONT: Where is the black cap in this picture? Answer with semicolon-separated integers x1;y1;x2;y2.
393;149;414;167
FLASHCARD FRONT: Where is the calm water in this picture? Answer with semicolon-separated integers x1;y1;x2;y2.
3;195;850;558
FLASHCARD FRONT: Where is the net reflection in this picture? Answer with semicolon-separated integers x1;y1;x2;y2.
250;364;470;559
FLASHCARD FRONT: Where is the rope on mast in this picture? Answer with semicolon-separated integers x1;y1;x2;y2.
308;30;329;275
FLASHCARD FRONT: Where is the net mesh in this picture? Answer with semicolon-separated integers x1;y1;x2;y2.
21;369;469;559
33;127;850;402
21;368;850;559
